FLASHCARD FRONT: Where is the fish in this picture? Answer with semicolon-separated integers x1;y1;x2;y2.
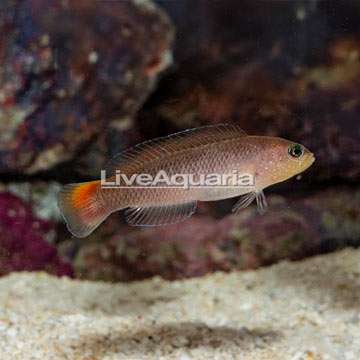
58;124;315;238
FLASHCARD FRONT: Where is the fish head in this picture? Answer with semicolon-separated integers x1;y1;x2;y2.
257;138;315;188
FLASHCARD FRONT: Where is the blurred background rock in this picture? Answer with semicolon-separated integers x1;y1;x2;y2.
0;0;359;281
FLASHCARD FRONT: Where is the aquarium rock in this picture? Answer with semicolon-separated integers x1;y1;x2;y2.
138;1;360;182
0;0;173;174
71;188;360;282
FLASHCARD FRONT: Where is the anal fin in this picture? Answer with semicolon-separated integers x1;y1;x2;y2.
125;200;197;226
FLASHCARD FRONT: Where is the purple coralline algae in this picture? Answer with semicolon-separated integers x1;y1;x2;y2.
0;192;73;277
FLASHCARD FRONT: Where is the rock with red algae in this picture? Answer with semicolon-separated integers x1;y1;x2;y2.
0;0;173;174
0;192;73;277
70;188;360;282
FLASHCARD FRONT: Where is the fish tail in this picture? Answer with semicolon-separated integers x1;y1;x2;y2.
57;180;109;238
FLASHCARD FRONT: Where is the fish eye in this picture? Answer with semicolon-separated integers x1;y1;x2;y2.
288;144;304;158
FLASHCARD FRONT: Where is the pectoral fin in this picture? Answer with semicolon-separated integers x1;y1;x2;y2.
255;190;268;215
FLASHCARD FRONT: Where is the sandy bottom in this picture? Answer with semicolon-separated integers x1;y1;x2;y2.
0;248;359;360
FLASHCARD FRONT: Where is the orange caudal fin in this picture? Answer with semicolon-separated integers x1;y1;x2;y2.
57;181;109;238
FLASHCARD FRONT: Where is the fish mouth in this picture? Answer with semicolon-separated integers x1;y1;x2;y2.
298;153;315;173
310;153;316;164
303;153;315;171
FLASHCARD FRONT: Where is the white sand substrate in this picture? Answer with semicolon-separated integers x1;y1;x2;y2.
0;248;360;360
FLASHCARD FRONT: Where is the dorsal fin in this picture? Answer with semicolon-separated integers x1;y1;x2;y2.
106;124;247;175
